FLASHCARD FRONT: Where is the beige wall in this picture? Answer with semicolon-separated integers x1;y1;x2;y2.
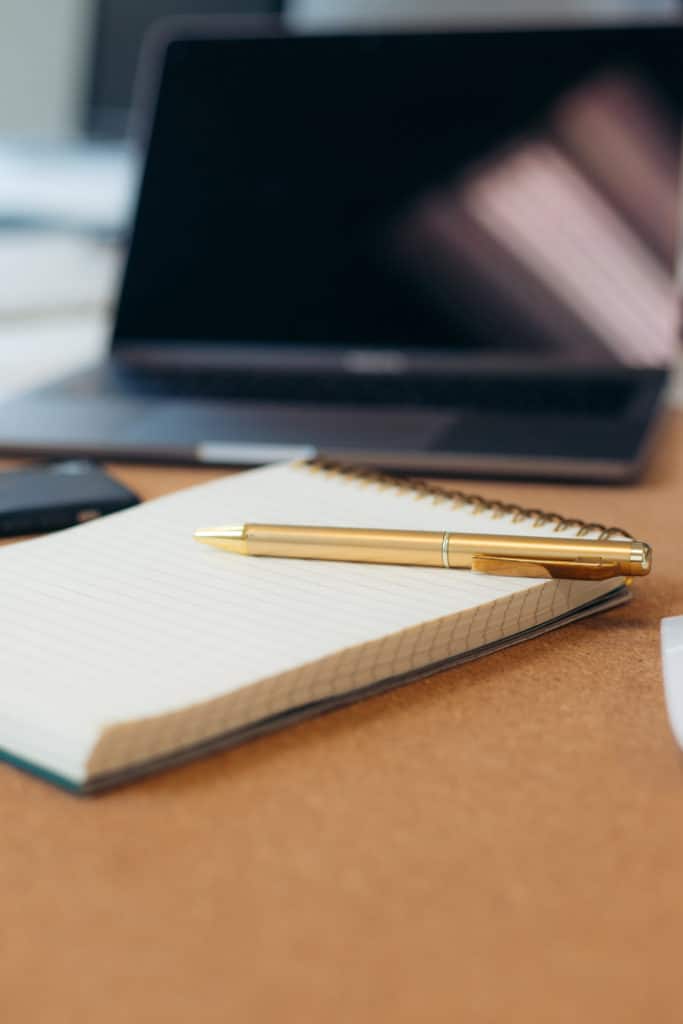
0;0;94;139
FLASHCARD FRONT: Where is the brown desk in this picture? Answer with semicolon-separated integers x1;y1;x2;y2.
3;415;683;1023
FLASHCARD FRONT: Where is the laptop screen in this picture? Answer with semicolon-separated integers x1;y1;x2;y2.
113;23;683;367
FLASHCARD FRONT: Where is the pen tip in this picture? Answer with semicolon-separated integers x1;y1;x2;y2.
193;523;248;553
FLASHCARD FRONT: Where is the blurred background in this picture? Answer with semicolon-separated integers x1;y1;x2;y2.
0;0;680;401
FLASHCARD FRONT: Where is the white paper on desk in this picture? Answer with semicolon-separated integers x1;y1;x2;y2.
0;233;120;318
0;141;138;234
661;616;683;748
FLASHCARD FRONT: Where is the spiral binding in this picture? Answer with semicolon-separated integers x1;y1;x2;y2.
304;458;629;540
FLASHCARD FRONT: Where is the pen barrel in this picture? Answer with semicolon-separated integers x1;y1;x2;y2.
245;525;446;567
243;526;650;575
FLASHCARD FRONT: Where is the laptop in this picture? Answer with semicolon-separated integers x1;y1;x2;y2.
0;19;678;480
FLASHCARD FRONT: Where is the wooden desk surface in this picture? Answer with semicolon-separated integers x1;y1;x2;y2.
2;417;683;1023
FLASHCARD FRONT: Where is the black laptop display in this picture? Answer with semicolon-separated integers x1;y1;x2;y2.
0;20;679;478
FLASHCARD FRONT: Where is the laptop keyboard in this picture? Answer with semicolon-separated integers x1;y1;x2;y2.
82;365;636;417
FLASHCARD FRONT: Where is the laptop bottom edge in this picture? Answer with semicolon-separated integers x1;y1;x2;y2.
0;437;654;484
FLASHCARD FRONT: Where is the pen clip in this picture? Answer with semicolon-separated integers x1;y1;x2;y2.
471;554;622;581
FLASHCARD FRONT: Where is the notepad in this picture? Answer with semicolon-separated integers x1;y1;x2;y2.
0;460;630;792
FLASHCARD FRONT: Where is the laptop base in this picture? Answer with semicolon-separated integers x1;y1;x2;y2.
0;361;666;483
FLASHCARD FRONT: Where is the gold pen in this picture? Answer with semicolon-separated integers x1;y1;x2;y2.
193;523;651;581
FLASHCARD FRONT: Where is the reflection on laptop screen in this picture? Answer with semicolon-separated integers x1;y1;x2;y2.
114;25;683;367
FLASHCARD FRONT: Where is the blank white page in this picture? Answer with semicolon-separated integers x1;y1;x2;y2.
0;461;618;782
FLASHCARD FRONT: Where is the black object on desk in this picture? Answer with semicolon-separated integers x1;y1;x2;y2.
0;461;139;537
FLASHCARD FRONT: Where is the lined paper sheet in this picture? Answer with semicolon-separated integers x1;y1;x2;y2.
0;462;620;783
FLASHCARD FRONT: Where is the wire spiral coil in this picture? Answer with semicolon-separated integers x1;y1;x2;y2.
304;459;630;541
